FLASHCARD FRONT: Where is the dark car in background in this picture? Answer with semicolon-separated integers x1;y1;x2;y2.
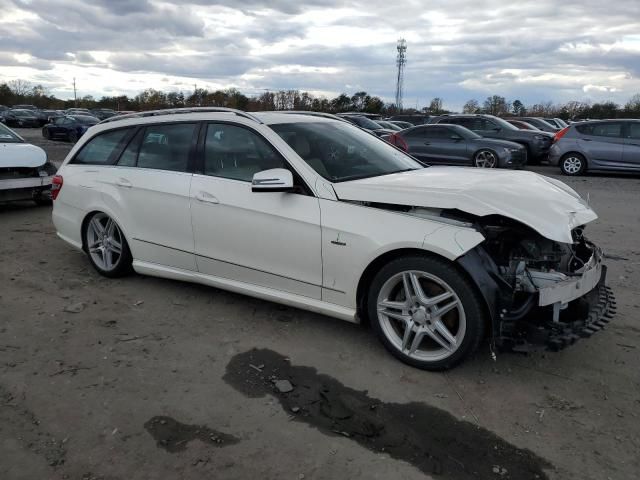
429;114;554;164
386;124;526;168
337;114;396;137
544;118;568;129
387;114;431;125
506;119;540;130
13;104;38;111
90;108;117;120
518;117;560;133
3;109;40;128
375;120;402;131
549;120;640;175
388;120;413;129
42;115;99;142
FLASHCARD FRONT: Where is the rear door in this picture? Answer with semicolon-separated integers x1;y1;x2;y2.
622;122;640;169
190;122;322;299
576;122;625;168
403;127;431;162
101;122;198;271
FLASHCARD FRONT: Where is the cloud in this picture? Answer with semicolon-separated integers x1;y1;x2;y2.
0;0;639;110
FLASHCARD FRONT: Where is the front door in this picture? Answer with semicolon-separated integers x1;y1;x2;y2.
190;122;322;299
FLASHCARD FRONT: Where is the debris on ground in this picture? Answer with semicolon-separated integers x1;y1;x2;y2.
274;379;294;393
63;302;86;313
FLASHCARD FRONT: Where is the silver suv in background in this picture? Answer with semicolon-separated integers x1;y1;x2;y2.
549;120;640;175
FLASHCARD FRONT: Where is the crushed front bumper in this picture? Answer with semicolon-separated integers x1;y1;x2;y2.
500;250;616;352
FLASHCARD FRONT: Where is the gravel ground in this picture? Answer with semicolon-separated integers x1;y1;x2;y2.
1;128;639;480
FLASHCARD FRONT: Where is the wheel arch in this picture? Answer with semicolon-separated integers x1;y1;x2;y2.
80;209;132;254
355;247;494;333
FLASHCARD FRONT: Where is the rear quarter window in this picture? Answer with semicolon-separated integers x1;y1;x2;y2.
71;128;132;165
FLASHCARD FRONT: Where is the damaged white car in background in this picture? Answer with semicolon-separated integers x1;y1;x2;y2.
0;123;56;205
51;109;615;370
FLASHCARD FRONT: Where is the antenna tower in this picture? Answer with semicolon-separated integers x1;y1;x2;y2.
395;38;407;110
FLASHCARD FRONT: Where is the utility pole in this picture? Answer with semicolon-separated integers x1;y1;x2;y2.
73;77;77;106
394;38;407;111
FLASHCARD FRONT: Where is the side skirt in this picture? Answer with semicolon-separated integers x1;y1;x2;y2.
132;260;359;324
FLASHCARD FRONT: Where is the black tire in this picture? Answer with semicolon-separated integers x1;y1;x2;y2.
367;255;486;371
68;130;79;143
559;153;586;176
83;212;133;278
42;128;50;139
523;144;540;165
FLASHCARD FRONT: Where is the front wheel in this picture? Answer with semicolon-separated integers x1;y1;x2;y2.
473;149;498;168
42;128;50;139
367;255;486;370
560;153;586;176
68;130;79;143
84;212;132;278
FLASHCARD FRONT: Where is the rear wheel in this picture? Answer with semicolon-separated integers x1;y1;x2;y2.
560;153;586;176
84;212;132;278
367;255;486;370
473;149;498;168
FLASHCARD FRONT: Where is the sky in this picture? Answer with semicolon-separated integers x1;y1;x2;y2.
1;0;639;111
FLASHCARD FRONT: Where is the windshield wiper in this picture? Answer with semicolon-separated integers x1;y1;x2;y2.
334;168;422;183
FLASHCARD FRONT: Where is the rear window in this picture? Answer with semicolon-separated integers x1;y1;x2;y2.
576;123;622;138
72;128;132;165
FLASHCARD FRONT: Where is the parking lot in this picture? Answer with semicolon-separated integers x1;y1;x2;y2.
2;128;640;479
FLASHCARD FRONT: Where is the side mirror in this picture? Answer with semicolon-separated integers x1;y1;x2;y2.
251;168;294;193
492;127;501;132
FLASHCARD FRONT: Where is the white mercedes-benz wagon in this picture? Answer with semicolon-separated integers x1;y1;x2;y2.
52;108;615;370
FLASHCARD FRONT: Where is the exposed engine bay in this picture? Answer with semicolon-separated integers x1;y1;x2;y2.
354;201;616;352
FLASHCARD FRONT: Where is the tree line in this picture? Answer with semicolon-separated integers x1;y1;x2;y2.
1;79;639;119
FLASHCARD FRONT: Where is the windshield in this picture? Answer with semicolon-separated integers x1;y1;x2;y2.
271;121;423;182
0;123;23;143
491;116;519;131
12;110;33;117
71;115;99;125
452;125;482;140
349;116;383;130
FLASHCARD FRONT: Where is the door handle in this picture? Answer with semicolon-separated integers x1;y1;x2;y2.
116;178;132;188
195;191;219;204
424;141;431;145
582;138;592;142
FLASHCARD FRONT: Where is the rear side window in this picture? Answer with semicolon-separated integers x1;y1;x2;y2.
136;123;197;172
628;123;640;140
576;123;622;138
72;128;132;165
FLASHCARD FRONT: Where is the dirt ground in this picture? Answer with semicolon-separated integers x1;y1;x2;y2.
1;128;639;480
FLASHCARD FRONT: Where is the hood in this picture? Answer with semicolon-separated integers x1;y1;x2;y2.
333;167;597;243
0;143;47;168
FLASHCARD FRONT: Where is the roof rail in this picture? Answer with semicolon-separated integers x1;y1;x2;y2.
99;107;264;125
274;110;349;123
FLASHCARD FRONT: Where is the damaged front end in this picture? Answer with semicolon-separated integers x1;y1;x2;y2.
457;217;616;352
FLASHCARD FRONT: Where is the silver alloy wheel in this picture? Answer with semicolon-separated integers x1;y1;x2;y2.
86;213;124;271
376;271;466;362
474;150;497;168
562;156;582;174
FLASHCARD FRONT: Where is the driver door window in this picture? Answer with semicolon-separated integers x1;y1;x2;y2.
204;124;286;181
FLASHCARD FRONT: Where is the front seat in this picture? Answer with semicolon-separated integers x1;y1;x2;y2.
292;135;330;178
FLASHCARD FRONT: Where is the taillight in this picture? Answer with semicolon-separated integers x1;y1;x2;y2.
51;175;63;200
389;133;409;152
553;127;569;143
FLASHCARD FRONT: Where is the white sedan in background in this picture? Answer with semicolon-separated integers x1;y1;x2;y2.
0;123;56;205
51;108;614;370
